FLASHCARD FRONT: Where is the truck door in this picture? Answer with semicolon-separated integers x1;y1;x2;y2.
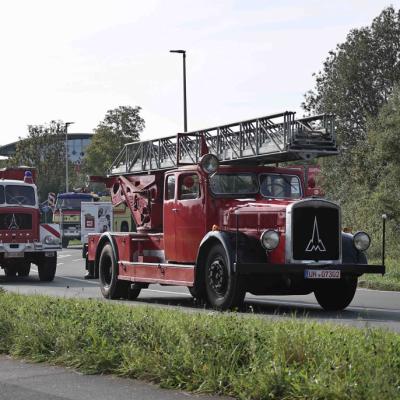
163;173;177;260
174;172;206;263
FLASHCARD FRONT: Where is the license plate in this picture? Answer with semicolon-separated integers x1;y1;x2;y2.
45;252;55;257
304;269;341;279
4;252;24;258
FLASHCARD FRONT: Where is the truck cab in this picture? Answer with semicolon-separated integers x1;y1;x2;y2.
0;167;60;280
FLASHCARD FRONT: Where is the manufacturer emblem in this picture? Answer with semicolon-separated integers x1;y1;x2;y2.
305;217;326;252
7;214;20;230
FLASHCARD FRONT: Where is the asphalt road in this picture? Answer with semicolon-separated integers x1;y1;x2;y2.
1;247;400;333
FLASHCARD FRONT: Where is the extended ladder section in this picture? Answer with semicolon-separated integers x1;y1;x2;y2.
109;111;337;176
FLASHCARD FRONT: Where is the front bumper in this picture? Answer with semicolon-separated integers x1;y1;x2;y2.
235;262;385;276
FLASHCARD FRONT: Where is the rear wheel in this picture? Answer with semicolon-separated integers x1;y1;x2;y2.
205;244;245;310
38;256;57;282
98;243;130;299
314;277;358;311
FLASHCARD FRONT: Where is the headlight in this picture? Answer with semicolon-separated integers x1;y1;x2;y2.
260;230;280;250
199;154;219;174
353;231;370;251
44;236;60;245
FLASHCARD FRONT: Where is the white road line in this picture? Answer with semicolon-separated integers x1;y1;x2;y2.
73;259;83;262
358;287;400;295
58;254;71;259
57;263;64;266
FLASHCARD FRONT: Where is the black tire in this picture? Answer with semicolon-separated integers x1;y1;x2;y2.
62;238;69;248
128;283;142;300
314;277;358;311
204;243;245;310
98;243;129;299
17;262;31;277
4;268;17;278
38;257;57;282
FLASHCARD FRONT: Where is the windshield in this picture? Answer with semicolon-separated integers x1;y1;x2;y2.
4;185;36;206
259;174;302;199
56;197;93;210
210;173;259;195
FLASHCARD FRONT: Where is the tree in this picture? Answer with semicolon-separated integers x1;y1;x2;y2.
8;121;67;201
84;106;145;176
303;6;400;147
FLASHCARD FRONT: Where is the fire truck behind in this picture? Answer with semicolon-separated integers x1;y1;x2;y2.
85;112;385;311
0;167;61;280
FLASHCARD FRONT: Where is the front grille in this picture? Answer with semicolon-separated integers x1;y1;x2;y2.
0;213;32;230
292;205;339;261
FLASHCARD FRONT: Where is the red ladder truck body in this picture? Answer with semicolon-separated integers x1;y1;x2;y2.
86;112;385;310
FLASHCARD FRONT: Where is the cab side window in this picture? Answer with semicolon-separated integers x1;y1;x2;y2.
165;175;175;200
178;174;200;200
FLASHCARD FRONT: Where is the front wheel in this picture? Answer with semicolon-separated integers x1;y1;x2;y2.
18;262;31;277
38;257;57;282
205;244;245;310
314;277;358;311
98;243;129;299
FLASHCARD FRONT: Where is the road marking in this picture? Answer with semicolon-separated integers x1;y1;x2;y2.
58;254;71;259
57;263;64;266
73;259;83;262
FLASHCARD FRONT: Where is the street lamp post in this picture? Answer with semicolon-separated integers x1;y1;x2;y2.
65;122;74;192
169;49;187;132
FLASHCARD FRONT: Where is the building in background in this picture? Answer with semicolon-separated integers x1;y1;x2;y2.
0;133;93;165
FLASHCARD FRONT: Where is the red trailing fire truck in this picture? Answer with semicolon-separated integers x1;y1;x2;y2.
0;167;61;280
85;112;385;310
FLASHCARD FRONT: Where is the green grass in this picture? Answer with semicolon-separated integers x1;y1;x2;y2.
0;292;399;399
359;258;400;291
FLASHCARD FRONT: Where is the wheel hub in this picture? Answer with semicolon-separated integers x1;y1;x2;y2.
208;259;227;295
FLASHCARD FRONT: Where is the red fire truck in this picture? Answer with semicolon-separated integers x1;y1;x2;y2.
85;112;385;310
0;167;61;280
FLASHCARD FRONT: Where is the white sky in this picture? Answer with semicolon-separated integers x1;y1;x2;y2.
1;0;399;144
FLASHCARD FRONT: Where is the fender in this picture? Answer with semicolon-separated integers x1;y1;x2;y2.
342;232;367;264
197;231;238;272
94;232;120;276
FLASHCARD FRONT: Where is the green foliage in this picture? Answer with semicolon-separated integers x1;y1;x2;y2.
304;6;400;147
0;293;399;399
84;106;144;177
7;121;67;201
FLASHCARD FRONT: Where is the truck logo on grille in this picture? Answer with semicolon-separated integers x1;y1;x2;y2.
7;214;20;230
305;217;326;252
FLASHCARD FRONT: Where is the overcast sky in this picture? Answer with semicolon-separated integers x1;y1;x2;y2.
1;0;399;144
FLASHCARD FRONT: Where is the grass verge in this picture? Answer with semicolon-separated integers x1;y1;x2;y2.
0;292;399;399
359;258;400;291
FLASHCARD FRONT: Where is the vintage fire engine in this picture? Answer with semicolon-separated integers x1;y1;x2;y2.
0;167;61;280
86;112;385;310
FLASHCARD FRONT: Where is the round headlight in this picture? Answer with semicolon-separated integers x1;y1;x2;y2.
353;231;370;251
199;154;219;174
260;230;280;250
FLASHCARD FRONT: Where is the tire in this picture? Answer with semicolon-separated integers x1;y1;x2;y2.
38;256;57;282
17;262;31;277
128;283;142;300
4;268;17;278
314;277;358;311
204;243;245;310
62;238;69;248
98;243;129;299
